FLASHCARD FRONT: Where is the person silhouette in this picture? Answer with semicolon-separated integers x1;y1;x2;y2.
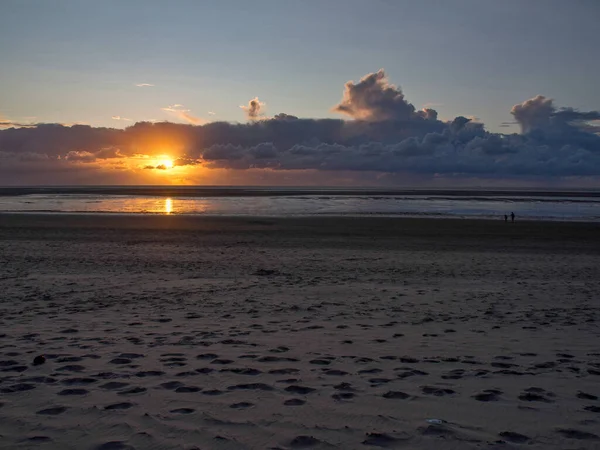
504;214;508;222
510;212;515;222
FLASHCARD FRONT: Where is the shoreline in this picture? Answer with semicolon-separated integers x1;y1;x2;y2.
1;210;599;224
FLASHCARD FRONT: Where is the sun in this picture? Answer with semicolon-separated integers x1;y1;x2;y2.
161;158;174;169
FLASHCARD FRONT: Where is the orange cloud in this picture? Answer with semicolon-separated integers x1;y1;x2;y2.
161;105;207;125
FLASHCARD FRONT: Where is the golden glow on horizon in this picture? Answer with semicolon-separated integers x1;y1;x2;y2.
165;198;173;214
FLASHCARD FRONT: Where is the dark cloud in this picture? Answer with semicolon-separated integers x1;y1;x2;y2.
273;113;299;121
173;157;200;167
1;71;600;184
65;151;97;163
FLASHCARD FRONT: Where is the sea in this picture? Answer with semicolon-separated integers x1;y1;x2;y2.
0;186;599;222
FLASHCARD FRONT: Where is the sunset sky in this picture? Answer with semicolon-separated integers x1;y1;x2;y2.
1;0;599;186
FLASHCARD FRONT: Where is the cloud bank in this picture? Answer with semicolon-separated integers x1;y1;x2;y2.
1;70;599;185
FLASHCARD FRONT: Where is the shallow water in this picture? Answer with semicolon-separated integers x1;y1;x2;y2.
1;191;600;221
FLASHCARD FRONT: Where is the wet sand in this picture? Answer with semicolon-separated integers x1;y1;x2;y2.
0;214;599;449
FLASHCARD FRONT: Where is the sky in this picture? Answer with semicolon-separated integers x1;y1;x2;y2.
1;0;599;186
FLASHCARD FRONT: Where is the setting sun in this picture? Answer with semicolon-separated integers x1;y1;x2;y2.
161;158;174;169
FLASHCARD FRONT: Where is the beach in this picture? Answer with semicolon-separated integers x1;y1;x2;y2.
1;214;599;449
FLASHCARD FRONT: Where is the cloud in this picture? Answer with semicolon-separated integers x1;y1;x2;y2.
135;83;154;87
173;157;201;167
0;120;37;129
241;97;265;120
208;111;216;116
64;147;126;163
511;95;600;134
511;95;556;134
112;116;132;121
332;69;435;122
1;70;600;185
0;114;37;129
161;105;206;125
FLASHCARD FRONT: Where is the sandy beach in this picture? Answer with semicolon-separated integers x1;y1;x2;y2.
0;214;599;449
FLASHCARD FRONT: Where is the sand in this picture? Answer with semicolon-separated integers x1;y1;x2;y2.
0;214;599;449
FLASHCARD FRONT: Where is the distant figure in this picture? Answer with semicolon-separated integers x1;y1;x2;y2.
504;214;508;222
510;212;515;223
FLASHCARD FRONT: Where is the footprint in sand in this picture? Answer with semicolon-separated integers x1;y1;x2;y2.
174;371;198;377
269;368;299;375
227;383;274;391
56;364;86;372
399;357;419;363
104;402;134;410
519;387;554;403
57;388;88;396
420;386;456;396
203;389;226;396
269;346;290;353
36;406;68;415
99;382;129;390
472;389;502;402
22;376;57;384
382;391;410;400
95;441;135;450
0;360;20;367
358;368;382;374
170;408;195;414
135;371;165;377
211;359;234;365
160;381;184;390
222;368;262;376
369;378;392;386
499;431;530;444
309;359;330;366
396;368;428;379
258;356;299;363
577;391;598;400
60;328;78;334
61;377;97;386
1;383;36;393
109;358;132;365
289;436;323;448
56;356;84;363
175;386;201;393
332;392;355;401
556;429;599;440
161;357;187;367
118;387;146;395
363;432;405;446
22;436;52;443
119;353;144;359
285;385;316;395
230;402;254;409
284;398;306;406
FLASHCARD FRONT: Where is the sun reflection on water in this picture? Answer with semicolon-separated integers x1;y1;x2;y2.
165;198;173;214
